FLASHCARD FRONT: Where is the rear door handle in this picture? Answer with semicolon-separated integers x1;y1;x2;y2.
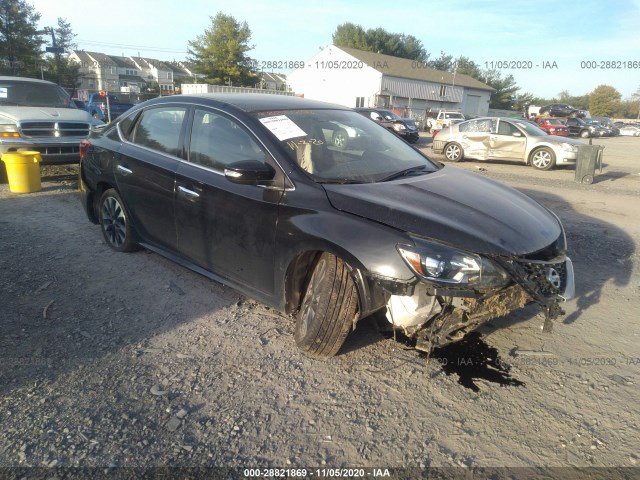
178;186;200;199
116;165;133;176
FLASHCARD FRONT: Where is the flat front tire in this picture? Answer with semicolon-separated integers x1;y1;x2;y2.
530;147;556;171
295;253;358;358
99;188;137;252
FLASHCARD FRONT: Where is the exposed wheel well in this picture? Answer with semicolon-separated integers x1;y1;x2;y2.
88;182;115;223
284;250;372;320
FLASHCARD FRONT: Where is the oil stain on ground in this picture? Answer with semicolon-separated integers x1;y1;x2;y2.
425;332;525;392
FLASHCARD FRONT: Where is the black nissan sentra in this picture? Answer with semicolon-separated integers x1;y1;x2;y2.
80;94;575;358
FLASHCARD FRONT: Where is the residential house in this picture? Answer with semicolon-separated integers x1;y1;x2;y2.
109;55;147;93
69;50;119;96
130;57;174;94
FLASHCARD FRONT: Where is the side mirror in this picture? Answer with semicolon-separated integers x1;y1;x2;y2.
224;160;275;185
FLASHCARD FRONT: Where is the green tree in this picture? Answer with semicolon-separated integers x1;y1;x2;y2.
481;69;519;109
0;0;44;77
188;12;256;86
629;86;640;119
332;22;369;51
588;85;622;116
428;51;454;71
332;23;429;62
454;56;482;79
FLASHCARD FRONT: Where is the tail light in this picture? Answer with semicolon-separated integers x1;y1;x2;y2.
79;139;91;160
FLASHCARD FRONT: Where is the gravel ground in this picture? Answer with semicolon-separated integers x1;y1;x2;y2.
0;138;639;478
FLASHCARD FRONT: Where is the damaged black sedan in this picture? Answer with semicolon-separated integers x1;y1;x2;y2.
79;94;575;358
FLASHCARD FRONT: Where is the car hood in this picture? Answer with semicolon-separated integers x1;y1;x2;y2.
323;166;562;256
0;106;93;123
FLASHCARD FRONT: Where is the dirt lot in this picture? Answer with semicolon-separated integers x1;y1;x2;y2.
1;136;639;476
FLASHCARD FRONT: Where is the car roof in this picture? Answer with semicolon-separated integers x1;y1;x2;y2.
155;93;350;113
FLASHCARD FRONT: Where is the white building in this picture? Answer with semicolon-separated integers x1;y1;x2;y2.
288;46;495;118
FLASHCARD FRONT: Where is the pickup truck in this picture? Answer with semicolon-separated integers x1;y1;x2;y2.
0;76;102;164
85;93;134;122
425;110;466;132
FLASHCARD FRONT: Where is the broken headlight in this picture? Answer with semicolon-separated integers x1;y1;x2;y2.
398;239;510;290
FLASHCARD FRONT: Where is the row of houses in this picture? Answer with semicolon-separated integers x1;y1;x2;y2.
68;46;495;118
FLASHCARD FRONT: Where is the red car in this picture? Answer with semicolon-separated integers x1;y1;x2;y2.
535;118;570;137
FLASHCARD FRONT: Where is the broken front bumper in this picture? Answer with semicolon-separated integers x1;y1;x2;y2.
384;256;575;347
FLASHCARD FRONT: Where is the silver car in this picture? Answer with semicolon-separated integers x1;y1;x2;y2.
432;117;585;170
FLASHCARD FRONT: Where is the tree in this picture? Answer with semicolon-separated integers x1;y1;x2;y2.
188;12;256;86
588;85;622;116
483;69;519;109
332;23;429;62
0;0;44;77
454;56;482;80
428;51;454;71
629;86;640;119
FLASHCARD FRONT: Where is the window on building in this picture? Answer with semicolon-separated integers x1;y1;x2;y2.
439;85;448;97
355;97;365;108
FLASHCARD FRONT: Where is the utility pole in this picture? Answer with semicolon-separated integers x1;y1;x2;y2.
43;27;63;85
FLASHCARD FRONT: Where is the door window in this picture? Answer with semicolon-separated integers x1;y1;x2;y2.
131;107;187;156
188;109;265;170
497;121;519;136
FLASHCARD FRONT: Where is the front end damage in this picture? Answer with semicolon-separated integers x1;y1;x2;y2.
381;246;575;352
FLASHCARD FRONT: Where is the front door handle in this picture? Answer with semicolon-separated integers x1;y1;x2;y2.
116;165;133;176
178;186;200;199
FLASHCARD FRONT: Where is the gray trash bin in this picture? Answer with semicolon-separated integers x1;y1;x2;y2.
575;145;604;184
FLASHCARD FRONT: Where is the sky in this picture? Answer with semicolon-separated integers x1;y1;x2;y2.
29;0;640;100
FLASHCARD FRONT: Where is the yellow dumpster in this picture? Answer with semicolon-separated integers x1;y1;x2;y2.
1;151;42;193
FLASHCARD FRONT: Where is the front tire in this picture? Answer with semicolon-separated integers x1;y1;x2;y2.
579;130;590;139
530;147;556;170
444;142;464;162
99;188;137;252
295;253;358;358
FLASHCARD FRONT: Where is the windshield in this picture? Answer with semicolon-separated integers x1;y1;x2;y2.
0;80;74;108
253;109;438;183
510;120;548;137
379;109;401;121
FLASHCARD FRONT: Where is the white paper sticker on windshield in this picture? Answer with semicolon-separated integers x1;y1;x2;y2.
259;115;306;141
0;88;7;98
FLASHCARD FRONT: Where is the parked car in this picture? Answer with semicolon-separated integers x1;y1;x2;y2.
563;117;603;138
535;117;570;137
79;94;575;358
354;108;420;143
425;110;466;132
0;76;101;164
591;116;620;136
618;124;640;136
432;117;584;170
85;93;135;122
539;103;585;118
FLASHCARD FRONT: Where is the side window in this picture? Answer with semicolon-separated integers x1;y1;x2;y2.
131;107;186;156
497;121;518;136
189;109;264;170
118;111;139;140
460;119;494;133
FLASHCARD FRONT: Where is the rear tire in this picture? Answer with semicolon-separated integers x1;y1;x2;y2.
443;142;464;162
295;253;358;358
579;130;590;138
99;188;137;252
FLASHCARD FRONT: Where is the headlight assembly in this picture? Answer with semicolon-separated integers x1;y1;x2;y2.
398;239;510;290
392;123;406;132
560;142;577;152
0;124;21;138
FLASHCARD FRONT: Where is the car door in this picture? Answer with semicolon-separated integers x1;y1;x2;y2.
174;107;285;297
488;119;527;160
115;105;187;251
458;118;496;158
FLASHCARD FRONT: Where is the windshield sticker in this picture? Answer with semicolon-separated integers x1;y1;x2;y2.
259;115;307;141
0;88;7;98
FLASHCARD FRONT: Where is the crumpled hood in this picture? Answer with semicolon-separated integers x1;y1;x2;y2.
0;106;93;123
323;166;562;255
